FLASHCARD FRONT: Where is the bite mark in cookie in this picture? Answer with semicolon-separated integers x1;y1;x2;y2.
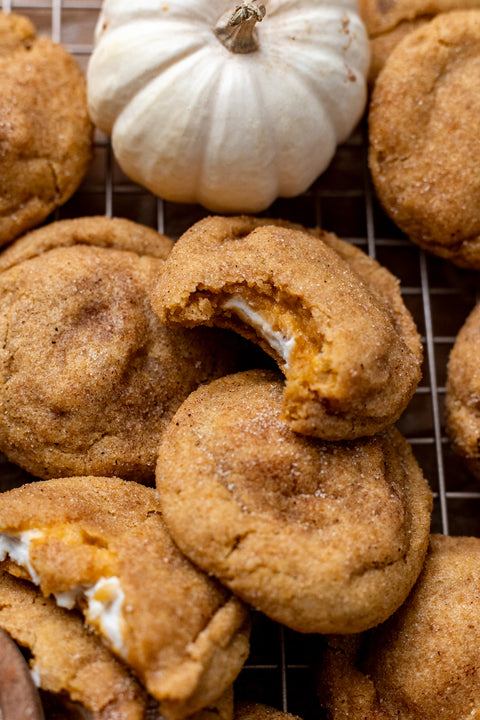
151;215;422;441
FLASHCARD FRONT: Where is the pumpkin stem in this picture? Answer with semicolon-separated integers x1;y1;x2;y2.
214;1;266;54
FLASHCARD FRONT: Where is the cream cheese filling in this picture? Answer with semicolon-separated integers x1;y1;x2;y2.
0;531;127;659
84;576;127;658
0;530;43;584
222;294;296;367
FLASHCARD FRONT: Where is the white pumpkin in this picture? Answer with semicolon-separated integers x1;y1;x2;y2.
87;0;370;213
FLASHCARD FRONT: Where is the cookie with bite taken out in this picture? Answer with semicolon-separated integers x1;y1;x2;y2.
150;215;422;441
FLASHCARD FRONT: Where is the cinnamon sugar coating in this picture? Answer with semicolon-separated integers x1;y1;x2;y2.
0;476;251;720
445;300;480;480
151;215;422;441
318;534;480;719
369;10;480;267
0;12;93;246
0;216;240;482
358;0;480;81
156;370;432;634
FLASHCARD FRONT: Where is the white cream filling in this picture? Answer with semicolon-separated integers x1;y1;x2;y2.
0;531;127;659
84;576;127;659
0;530;44;584
222;294;295;367
54;586;85;610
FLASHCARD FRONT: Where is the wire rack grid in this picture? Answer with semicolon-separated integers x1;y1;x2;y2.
2;2;480;719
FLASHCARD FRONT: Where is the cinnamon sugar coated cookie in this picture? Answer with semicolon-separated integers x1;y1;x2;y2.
369;10;480;268
0;569;148;720
0;13;93;246
156;370;432;634
151;215;422;441
358;0;480;81
445;300;480;480
318;534;480;719
0;476;251;720
0;216;240;482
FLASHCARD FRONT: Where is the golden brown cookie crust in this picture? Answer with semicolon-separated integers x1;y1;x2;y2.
0;568;147;720
0;216;240;482
0;12;93;246
359;0;480;34
369;10;480;268
156;369;432;635
0;214;174;271
359;0;480;80
318;534;480;719
151;215;421;441
0;477;251;720
445;301;480;480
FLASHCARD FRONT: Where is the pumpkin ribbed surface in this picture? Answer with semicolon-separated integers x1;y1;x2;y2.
87;0;370;212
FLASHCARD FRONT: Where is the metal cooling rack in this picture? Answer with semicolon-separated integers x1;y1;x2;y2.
2;2;480;719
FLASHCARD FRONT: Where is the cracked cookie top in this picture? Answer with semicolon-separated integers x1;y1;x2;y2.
0;12;94;246
156;369;432;635
0;216;241;483
0;476;251;720
369;10;480;267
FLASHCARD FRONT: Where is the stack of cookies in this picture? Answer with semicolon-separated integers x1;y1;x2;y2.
2;4;480;720
0;206;434;717
311;4;480;718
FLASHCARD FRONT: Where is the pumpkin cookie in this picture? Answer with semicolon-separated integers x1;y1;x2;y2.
0;568;148;720
0;12;93;247
318;534;480;719
0;476;251;720
0;216;240;483
445;300;480;480
358;0;480;81
156;370;432;635
151;215;422;441
369;10;480;268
